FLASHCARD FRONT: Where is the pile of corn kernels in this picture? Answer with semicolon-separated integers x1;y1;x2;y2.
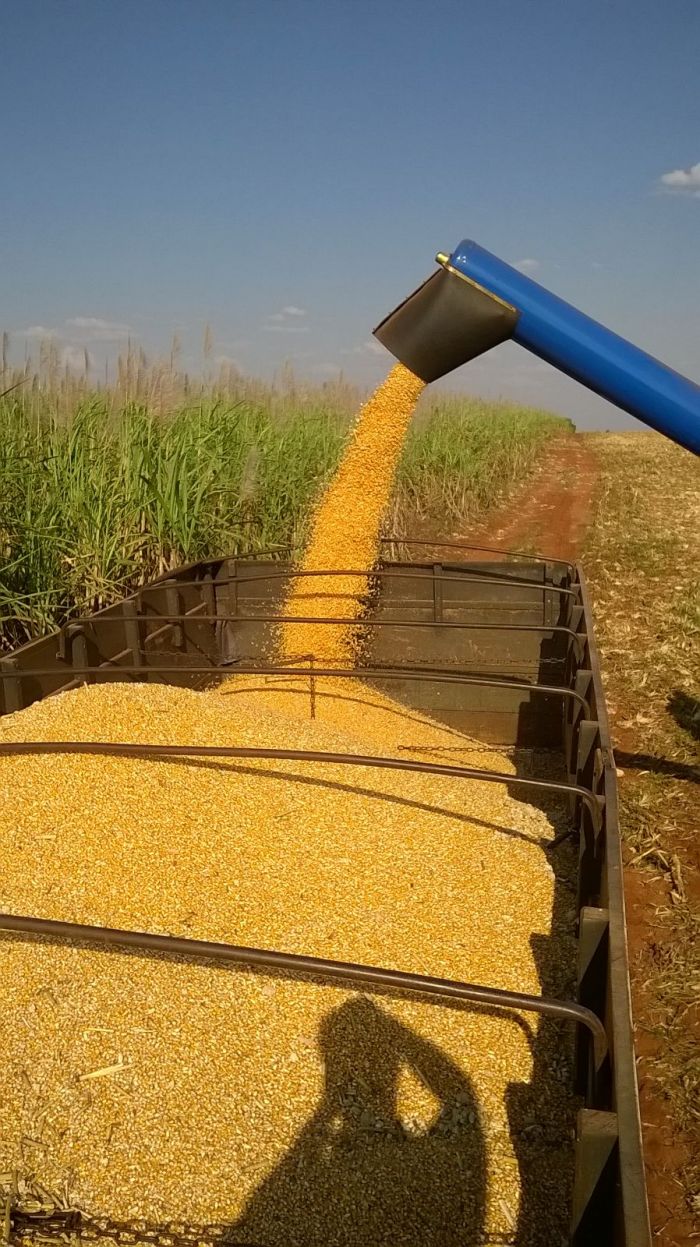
0;675;576;1245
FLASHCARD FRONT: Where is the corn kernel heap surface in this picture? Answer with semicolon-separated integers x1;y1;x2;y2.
281;361;425;664
0;677;575;1245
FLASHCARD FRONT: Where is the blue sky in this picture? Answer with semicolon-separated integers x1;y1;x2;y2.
1;0;698;429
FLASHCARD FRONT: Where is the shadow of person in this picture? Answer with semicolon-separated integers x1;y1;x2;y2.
228;995;486;1247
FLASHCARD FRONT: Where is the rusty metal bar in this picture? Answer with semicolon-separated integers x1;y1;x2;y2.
120;599;143;669
0;656;22;712
0;911;608;1072
215;664;591;714
142;599;208;648
236;566;578;597
0;663;590;715
162;566;579;600
143;538;575;573
0;739;603;830
246;615;583;645
380;535;576;572
70;613;584;645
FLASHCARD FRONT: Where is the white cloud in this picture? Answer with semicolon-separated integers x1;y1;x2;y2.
20;325;55;338
341;339;387;357
18;318;133;344
267;305;307;324
513;258;540;274
659;162;700;196
263;324;310;334
65;316;132;340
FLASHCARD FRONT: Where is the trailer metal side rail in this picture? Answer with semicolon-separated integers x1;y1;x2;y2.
0;736;603;836
200;613;581;639
0;551;580;715
570;570;651;1247
0;664;591;716
63;612;582;643
138;536;576;572
36;614;582;652
148;565;581;599
380;535;577;571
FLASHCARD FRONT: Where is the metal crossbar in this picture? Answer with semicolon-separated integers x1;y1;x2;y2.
0;911;608;1071
379;536;576;571
0;663;589;715
65;613;582;644
0;739;602;832
153;565;579;599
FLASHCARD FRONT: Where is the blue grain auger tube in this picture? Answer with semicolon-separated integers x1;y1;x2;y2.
373;240;700;457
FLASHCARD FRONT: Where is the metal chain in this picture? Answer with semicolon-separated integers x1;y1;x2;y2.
8;1206;244;1247
9;1206;518;1247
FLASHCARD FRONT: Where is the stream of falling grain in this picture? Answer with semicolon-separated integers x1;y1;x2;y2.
281;362;425;663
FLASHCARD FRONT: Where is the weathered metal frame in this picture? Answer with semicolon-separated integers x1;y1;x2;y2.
153;564;582;599
0;662;591;713
568;571;650;1246
378;534;577;571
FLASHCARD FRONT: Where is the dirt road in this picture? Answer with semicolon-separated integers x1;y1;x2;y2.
466;433;598;563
